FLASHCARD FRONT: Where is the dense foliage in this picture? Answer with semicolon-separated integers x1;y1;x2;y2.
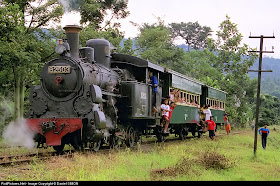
259;94;280;125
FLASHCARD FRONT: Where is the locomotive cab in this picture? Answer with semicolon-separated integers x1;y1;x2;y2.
111;54;165;120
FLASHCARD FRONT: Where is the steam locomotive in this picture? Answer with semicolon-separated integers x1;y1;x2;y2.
26;25;227;152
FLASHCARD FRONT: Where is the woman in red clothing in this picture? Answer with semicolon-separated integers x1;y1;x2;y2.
165;102;176;133
206;116;216;140
168;102;176;119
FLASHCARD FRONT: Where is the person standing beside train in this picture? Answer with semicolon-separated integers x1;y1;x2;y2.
206;116;216;140
149;71;158;115
224;112;231;135
203;105;212;121
200;104;207;132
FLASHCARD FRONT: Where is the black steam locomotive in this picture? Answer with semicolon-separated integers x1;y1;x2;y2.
27;25;227;152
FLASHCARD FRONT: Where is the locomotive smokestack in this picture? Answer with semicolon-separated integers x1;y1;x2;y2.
63;25;82;59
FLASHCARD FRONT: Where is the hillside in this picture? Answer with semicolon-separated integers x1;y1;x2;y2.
248;57;280;98
178;44;280;98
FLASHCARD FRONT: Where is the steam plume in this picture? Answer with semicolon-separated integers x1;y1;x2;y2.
2;118;36;149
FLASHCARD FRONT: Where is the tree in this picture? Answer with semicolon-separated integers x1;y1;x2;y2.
210;15;258;126
169;21;212;51
135;19;187;74
79;23;124;50
0;1;63;119
119;38;136;56
259;94;280;125
67;0;130;54
63;0;129;29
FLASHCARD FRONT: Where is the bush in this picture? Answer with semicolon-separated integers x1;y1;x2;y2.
197;150;235;170
150;150;235;180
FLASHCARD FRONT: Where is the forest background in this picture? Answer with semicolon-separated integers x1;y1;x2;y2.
0;0;279;135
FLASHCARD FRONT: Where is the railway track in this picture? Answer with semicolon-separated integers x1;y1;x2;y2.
0;151;74;166
0;129;245;166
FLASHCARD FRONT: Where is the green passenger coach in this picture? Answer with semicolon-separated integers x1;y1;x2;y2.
111;53;227;142
201;86;227;126
165;69;203;125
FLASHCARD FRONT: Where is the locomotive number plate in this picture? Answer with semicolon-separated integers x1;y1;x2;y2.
48;66;71;74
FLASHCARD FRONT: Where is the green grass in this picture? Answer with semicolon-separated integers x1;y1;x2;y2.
1;126;280;181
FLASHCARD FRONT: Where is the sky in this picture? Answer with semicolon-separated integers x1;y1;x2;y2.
61;0;280;58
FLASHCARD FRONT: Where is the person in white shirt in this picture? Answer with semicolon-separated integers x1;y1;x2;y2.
161;99;170;133
203;105;212;121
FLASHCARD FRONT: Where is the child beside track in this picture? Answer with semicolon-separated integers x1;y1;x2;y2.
206;116;216;140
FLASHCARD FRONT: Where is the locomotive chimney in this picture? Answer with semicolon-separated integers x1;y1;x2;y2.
63;25;82;59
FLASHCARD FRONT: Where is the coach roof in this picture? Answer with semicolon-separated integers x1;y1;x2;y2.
111;53;165;72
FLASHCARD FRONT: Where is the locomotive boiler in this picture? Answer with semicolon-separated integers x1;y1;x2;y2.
27;25;122;151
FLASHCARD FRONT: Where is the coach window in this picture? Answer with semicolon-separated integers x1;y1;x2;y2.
221;101;225;109
183;92;186;103
187;93;190;104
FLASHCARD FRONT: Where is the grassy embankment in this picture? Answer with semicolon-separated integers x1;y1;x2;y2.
1;126;280;181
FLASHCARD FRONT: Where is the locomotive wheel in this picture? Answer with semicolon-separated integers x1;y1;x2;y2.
197;131;202;138
125;127;135;147
71;130;83;151
156;133;166;142
53;144;65;152
109;135;121;149
89;140;102;152
179;128;187;140
156;127;166;142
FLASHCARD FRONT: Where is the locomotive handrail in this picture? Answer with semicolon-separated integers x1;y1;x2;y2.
101;90;122;97
53;123;66;134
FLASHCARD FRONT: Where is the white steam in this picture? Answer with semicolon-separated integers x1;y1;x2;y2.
58;0;81;26
61;11;81;26
2;118;36;149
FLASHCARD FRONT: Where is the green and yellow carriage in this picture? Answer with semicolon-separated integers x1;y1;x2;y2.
111;53;227;143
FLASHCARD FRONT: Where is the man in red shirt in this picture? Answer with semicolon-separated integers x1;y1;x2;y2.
206;116;216;140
